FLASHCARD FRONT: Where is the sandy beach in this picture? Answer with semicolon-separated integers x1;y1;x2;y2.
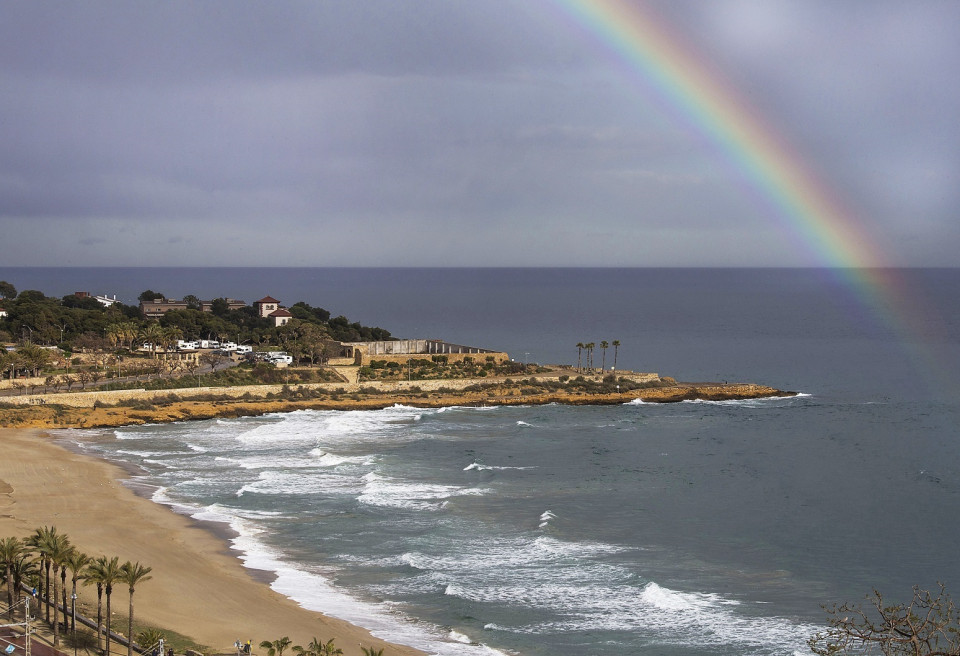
0;428;424;656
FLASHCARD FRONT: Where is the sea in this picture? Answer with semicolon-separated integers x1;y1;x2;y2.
3;267;960;656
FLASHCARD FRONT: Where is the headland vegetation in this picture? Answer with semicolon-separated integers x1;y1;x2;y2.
0;279;792;428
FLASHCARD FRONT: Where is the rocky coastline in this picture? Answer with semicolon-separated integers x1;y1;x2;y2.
0;377;792;429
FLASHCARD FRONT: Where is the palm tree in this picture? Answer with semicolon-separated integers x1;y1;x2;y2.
27;525;59;624
120;561;153;656
600;341;609;372
49;534;73;646
295;638;341;656
7;555;39;622
138;323;164;359
612;340;620;371
0;536;25;618
576;343;584;373
360;647;384;656
318;639;342;656
260;637;293;656
291;643;316;656
135;629;165;653
585;342;595;372
160;326;183;358
66;549;91;632
84;556;110;653
100;556;123;656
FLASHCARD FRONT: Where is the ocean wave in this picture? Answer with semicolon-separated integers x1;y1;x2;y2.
538;510;556;529
358;472;491;511
187;505;522;655
679;395;806;407
236;469;362;497
463;463;535;472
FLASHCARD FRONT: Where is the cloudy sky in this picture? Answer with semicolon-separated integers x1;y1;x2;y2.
1;0;957;267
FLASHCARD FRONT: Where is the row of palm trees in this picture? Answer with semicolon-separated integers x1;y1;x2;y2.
259;637;384;656
575;340;620;373
0;526;152;656
106;322;184;359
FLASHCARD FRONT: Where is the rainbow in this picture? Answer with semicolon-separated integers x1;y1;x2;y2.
550;0;954;394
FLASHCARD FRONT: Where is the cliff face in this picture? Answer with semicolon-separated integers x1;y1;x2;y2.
0;382;792;429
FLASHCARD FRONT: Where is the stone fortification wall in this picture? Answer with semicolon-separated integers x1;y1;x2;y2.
365;352;510;366
2;371;660;408
349;339;508;365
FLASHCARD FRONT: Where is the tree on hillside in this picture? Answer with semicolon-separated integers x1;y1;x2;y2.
809;583;960;655
576;343;584;373
0;280;16;300
600;341;609;372
612;340;620;370
138;290;164;303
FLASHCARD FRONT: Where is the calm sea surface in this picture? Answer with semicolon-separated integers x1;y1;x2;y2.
4;267;959;655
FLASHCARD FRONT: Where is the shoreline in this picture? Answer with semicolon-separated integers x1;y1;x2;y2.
0;378;793;429
0;428;427;656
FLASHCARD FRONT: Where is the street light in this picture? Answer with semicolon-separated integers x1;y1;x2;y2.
71;593;77;656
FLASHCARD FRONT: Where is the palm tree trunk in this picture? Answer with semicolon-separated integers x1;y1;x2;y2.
96;584;104;653
61;567;68;633
52;565;60;646
127;589;135;656
105;585;113;656
44;559;51;623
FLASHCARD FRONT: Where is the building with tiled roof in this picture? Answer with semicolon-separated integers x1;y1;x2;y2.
255;296;281;318
268;308;293;327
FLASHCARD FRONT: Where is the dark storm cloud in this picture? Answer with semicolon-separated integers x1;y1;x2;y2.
0;0;957;266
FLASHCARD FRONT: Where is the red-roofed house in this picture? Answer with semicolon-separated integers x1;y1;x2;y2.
254;296;281;318
269;308;293;327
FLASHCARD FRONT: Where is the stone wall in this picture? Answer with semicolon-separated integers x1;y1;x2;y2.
349;339;507;365
1;371;660;408
363;352;510;366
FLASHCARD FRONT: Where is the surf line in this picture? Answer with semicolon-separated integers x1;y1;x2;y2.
549;0;954;396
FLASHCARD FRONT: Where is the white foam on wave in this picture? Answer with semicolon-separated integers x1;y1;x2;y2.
624;398;647;405
463;463;535;472
538;510;556;529
183;503;514;655
680;396;801;408
358;472;490;511
308;449;370;467
409;532;819;653
236;469;362;498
